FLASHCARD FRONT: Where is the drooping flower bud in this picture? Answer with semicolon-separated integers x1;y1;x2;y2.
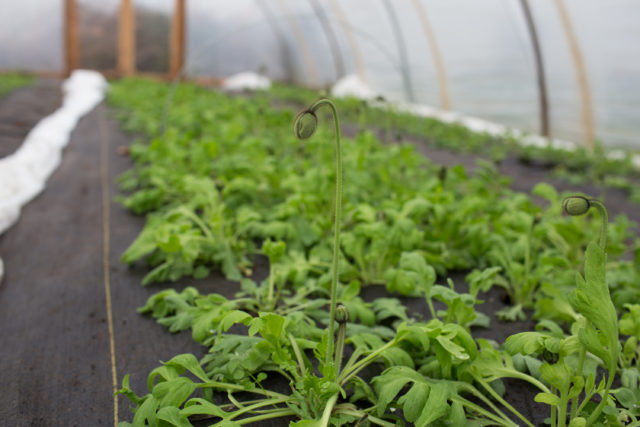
293;110;318;140
335;304;350;323
562;196;591;216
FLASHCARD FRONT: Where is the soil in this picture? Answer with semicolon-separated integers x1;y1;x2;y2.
0;82;637;426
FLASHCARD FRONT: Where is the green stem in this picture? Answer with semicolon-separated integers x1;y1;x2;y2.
588;199;607;250
226;398;290;420
585;372;615;426
557;387;569;427
427;298;437;320
319;393;339;427
288;333;307;378
474;378;535;427
571;348;586;419
307;98;343;372
198;381;288;399
334;409;397;427
334;322;347;376
267;266;277;310
231;408;297;425
453;395;518;427
338;340;396;385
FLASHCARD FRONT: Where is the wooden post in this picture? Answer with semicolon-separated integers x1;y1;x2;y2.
274;0;320;87
411;0;451;110
520;0;550;137
64;0;79;76
327;0;368;83
170;0;186;80
554;0;594;148
381;0;415;102
308;0;345;81
118;0;136;76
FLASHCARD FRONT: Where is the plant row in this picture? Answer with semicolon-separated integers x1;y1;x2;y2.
109;78;640;426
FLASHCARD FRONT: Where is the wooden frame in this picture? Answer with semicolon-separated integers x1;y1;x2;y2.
64;0;79;76
117;0;135;76
170;0;186;79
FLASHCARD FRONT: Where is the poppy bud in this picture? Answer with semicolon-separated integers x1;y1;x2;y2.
335;304;350;323
293;110;318;140
562;196;590;216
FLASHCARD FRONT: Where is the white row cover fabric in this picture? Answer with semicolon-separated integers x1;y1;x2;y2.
222;72;271;91
331;74;378;100
330;72;640;168
0;70;107;235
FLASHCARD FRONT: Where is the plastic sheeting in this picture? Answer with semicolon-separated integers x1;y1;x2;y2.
1;0;639;149
0;0;63;71
0;70;106;235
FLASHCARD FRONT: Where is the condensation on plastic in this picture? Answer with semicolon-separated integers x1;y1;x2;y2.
0;0;63;71
77;0;119;70
134;0;172;73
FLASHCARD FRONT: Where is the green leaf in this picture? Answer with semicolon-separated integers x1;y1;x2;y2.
157;406;192;427
181;398;227;418
163;354;209;383
151;377;197;407
534;392;561;406
569;243;619;370
219;310;252;333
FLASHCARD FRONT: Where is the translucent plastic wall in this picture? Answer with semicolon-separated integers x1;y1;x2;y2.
77;0;118;70
184;0;640;148
1;0;639;148
0;0;63;71
134;0;172;73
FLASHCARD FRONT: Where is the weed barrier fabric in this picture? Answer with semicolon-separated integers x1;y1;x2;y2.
0;78;62;159
0;101;283;425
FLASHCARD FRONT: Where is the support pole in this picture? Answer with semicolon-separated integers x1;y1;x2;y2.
170;0;185;79
381;0;415;102
327;0;368;83
411;0;450;110
308;0;345;81
64;0;79;76
118;0;136;76
274;0;320;86
520;0;549;137
554;0;594;148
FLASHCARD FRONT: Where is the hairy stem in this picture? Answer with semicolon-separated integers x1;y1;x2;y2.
334;322;347;376
588;199;607;250
306;98;343;372
319;393;339;427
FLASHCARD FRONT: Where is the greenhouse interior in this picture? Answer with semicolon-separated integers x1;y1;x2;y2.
1;0;640;426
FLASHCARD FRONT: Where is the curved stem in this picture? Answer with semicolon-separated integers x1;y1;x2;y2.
588;199;607;250
585;372;615;426
474;378;535;427
339;340;396;385
307;98;343;372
